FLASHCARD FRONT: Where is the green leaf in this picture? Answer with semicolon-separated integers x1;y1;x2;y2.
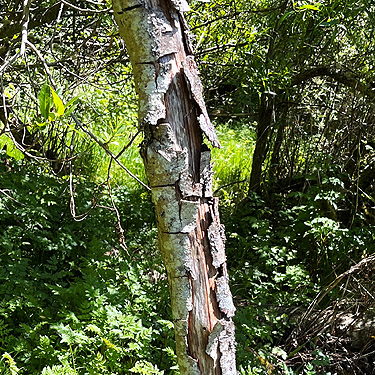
50;87;65;116
2;353;20;375
129;361;163;374
63;94;82;117
319;19;340;27
65;95;81;108
38;84;51;120
53;323;88;345
279;11;294;25
298;4;320;11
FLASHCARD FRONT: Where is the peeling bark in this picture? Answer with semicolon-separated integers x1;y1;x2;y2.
113;0;237;373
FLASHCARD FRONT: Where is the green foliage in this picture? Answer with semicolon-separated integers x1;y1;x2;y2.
0;152;176;375
6;121;370;374
212;118;374;372
191;0;375;109
211;121;255;196
222;167;374;373
37;83;79;127
129;361;164;375
1;353;20;375
41;361;76;375
73;82;146;186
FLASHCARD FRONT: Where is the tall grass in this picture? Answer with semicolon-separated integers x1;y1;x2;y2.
211;121;255;198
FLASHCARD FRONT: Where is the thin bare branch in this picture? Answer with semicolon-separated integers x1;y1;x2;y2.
0;0;32;73
20;0;32;56
60;0;111;13
107;163;129;255
71;114;150;191
0;189;26;206
115;130;141;159
25;40;57;87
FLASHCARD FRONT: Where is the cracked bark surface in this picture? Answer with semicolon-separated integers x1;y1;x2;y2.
113;1;237;373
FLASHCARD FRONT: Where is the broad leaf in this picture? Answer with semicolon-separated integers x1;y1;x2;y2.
50;87;65;116
38;84;51;120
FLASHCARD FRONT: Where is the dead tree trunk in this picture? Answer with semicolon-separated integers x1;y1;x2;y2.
112;0;237;374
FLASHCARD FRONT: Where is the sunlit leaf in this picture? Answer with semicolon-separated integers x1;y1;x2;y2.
298;4;320;11
48;112;56;122
50;87;65;116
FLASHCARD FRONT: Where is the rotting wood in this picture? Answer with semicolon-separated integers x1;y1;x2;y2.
113;0;237;373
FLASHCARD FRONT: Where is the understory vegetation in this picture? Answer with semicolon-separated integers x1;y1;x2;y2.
1;0;375;374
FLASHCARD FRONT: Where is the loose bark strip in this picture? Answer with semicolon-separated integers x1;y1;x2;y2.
113;1;237;373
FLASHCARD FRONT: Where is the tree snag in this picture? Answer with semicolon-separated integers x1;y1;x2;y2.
112;0;237;373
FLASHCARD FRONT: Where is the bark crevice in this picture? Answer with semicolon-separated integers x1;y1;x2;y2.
116;3;143;14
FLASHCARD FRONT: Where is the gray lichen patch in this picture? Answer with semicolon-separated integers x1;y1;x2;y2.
216;276;236;318
218;320;237;375
170;0;190;12
207;221;226;268
169;275;193;319
153;187;199;232
159;232;195;278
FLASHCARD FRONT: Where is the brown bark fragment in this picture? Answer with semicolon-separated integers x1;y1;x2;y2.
182;56;221;148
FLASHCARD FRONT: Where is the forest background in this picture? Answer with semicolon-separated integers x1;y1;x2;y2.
0;0;375;374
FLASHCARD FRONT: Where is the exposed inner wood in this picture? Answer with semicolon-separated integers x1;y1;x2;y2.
165;72;203;182
187;201;222;374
